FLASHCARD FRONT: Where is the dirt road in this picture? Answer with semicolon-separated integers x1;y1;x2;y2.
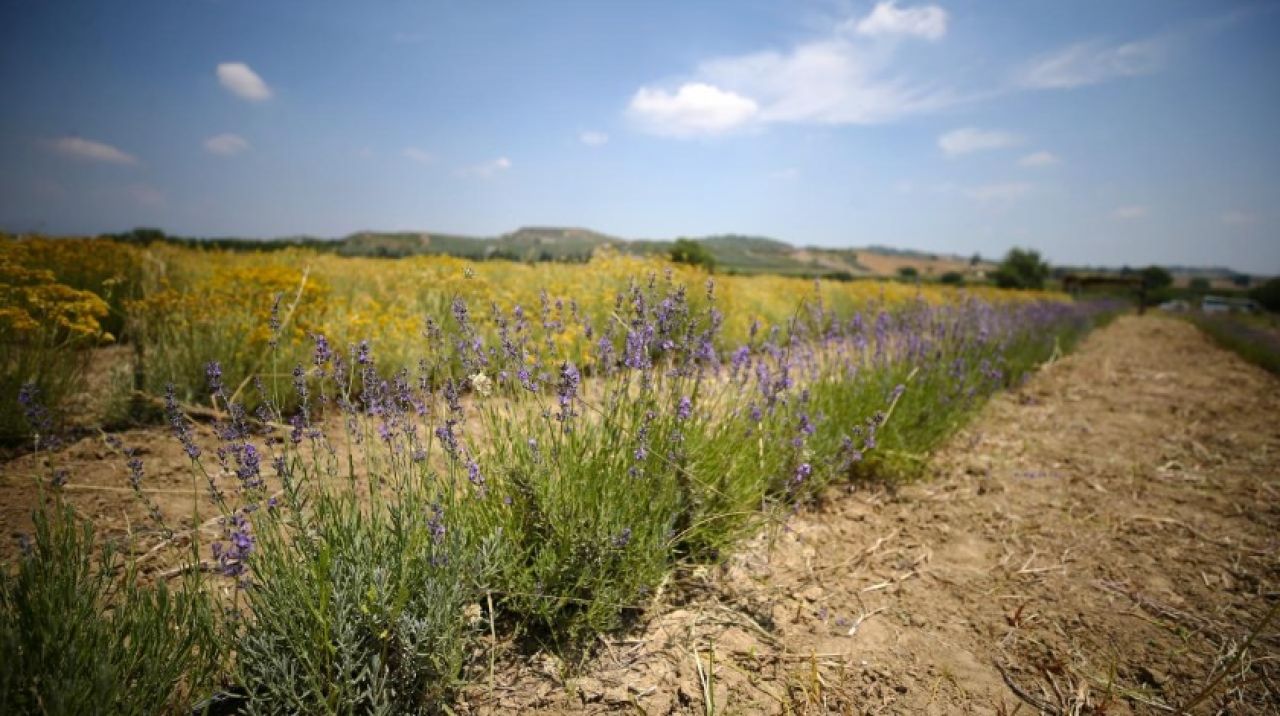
469;315;1280;714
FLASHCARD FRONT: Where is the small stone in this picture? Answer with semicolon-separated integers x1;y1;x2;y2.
799;585;824;602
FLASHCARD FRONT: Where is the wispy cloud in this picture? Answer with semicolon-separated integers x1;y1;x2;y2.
1017;39;1166;89
403;147;434;164
627;7;959;138
938;128;1023;156
217;62;272;101
1018;150;1060;167
851;1;948;41
1112;204;1149;219
966;182;1032;201
204;133;249;156
458;156;512;178
579;130;609;147
51;136;138;164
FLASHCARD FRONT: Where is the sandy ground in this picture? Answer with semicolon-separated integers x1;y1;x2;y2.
460;315;1280;714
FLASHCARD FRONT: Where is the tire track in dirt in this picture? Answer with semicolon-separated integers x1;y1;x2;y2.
467;315;1280;714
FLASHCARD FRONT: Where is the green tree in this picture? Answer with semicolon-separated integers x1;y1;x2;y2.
939;271;964;285
1188;277;1211;293
1250;277;1280;312
1140;265;1173;291
669;238;716;271
992;248;1050;290
897;266;919;279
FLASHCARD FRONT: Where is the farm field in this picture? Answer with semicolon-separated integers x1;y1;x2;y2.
1;236;1137;713
5;0;1280;712
471;315;1280;713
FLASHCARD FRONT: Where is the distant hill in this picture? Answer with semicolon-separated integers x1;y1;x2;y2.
337;227;632;262
332;229;882;278
108;225;1266;283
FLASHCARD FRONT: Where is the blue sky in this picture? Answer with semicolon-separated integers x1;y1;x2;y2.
1;0;1277;272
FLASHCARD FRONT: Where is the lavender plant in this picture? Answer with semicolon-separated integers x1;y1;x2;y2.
4;268;1116;712
0;504;220;715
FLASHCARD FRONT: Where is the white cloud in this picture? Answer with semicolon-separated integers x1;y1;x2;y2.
204;133;249;156
938;128;1023;156
966;182;1032;201
1112;204;1149;219
216;62;272;101
1221;210;1257;226
628;14;961;138
628;83;759;137
459;156;512;178
1017;39;1165;89
403;147;434;164
51;136;137;164
1018;150;1059;167
853;1;948;41
579;130;609;147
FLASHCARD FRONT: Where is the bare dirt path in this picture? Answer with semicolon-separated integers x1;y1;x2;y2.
468;315;1280;714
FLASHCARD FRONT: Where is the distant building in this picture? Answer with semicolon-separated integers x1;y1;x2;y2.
1201;295;1261;314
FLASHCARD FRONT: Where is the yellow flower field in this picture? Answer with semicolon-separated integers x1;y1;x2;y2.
1;235;1068;430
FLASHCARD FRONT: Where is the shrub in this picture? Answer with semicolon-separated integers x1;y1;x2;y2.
670;239;716;271
1249;277;1280;312
992;248;1050;290
0;247;110;442
0;503;219;715
1141;265;1173;292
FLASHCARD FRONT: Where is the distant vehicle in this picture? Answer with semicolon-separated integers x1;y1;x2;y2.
1159;299;1190;312
1201;295;1261;314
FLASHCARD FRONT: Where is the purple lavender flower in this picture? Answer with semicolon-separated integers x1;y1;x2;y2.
623;326;653;370
127;456;145;490
205;361;224;394
427;504;446;544
312;333;333;366
215;513;254;578
164;384;201;459
451;297;471;330
434;423;459;457
556;362;581;421
466;458;485;487
267;293;283;348
798;413;816;436
676;395;693;421
17;382;59;448
235;443;264;489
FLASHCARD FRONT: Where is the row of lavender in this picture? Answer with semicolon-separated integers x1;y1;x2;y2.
3;277;1115;713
